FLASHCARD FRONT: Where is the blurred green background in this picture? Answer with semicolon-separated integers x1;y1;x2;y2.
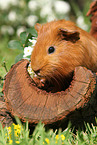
0;0;92;72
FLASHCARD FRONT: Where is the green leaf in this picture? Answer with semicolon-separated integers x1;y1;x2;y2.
15;53;24;63
25;33;33;47
0;92;4;97
11;124;16;144
26;28;38;37
8;40;23;50
20;32;28;44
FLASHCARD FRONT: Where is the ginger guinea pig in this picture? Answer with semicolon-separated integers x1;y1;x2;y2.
31;19;97;92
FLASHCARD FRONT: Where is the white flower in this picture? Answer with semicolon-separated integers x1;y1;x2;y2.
54;1;70;14
76;15;84;25
16;26;26;36
0;0;10;9
23;46;33;58
76;15;88;31
47;15;57;22
0;0;18;9
29;39;37;46
35;0;49;7
27;63;33;74
27;63;35;78
40;6;53;18
26;15;38;27
8;11;17;22
1;25;14;35
28;0;38;11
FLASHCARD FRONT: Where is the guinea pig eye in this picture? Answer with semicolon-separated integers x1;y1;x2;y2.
48;46;55;54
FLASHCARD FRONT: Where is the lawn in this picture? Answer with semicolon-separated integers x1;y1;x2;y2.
0;36;22;94
0;37;22;71
0;119;97;145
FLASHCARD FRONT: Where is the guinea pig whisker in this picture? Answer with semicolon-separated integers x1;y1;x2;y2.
35;63;74;92
48;68;73;92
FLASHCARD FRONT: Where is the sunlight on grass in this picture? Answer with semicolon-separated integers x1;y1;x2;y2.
0;120;97;145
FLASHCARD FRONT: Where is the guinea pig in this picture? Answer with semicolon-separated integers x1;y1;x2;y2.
31;19;97;92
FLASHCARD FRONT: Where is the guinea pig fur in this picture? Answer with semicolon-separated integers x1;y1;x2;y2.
31;19;97;91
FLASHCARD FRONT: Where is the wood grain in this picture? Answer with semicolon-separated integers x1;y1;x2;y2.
3;59;96;126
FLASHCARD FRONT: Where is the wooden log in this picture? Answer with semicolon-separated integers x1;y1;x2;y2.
0;97;13;127
3;59;97;128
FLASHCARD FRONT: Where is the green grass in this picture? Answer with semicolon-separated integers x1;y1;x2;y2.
0;119;97;145
0;36;22;93
0;37;22;72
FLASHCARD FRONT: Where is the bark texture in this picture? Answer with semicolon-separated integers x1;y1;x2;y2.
2;59;97;128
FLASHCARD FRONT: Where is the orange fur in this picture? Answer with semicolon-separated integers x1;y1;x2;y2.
31;19;97;91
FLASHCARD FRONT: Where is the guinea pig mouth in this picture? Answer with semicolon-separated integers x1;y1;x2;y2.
32;71;74;93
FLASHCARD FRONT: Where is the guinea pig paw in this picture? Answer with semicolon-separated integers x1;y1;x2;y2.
33;77;45;88
40;78;46;84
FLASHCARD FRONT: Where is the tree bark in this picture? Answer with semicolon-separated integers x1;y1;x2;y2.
2;59;97;129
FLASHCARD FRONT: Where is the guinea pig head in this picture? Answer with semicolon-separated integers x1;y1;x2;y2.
31;20;81;87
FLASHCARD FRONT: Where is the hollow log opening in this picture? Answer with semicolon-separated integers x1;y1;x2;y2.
2;59;97;130
32;71;74;93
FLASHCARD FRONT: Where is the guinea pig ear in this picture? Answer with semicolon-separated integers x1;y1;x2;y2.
59;28;80;43
35;23;42;32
